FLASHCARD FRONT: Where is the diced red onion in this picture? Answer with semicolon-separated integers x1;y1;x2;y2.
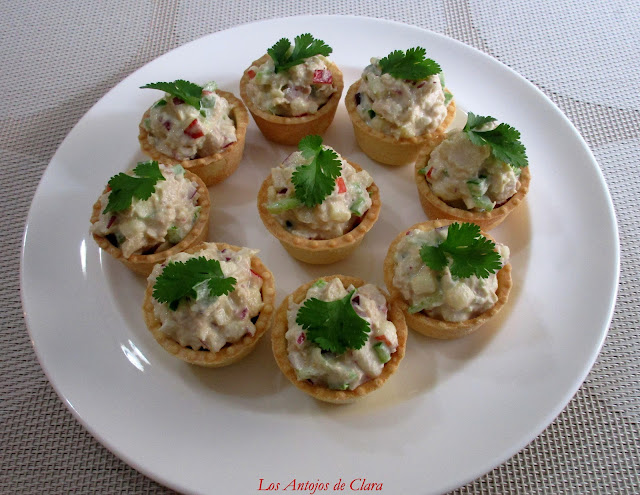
106;215;116;228
297;333;305;345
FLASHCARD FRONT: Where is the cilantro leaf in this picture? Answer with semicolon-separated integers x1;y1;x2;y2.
379;47;441;81
296;290;370;354
103;161;165;214
463;112;528;168
141;79;204;110
267;33;332;73
291;135;342;207
419;222;503;279
152;256;236;311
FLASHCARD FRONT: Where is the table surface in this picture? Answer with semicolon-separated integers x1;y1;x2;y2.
3;1;639;494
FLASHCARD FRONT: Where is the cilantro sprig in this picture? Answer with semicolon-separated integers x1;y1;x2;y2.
152;257;236;311
103;161;165;214
296;290;370;354
419;222;502;279
141;79;204;110
291;135;342;208
267;33;332;73
463;112;528;168
379;47;441;81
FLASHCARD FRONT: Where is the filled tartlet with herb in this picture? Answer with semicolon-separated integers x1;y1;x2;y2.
239;33;344;145
143;242;275;367
138;79;248;185
257;135;380;264
384;220;512;339
345;47;456;166
271;275;407;403
415;112;530;230
90;161;209;276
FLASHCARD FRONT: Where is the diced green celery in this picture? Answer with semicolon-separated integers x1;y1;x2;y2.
438;72;446;88
473;195;494;212
193;206;201;221
200;109;207;117
373;342;391;364
330;383;350;391
255;71;268;84
296;368;316;380
368;109;376;119
417;167;427;175
444;90;453;106
265;197;301;214
166;226;182;244
143;118;151;130
467;177;489;197
172;164;185;175
312;279;327;289
350;195;366;215
203;81;218;92
408;292;444;314
154;99;167;108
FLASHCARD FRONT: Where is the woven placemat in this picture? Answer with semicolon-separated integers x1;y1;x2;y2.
2;0;638;493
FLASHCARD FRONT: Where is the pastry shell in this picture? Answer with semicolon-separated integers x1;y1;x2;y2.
90;170;210;277
271;275;407;403
383;219;512;339
142;242;276;367
239;54;344;145
414;146;531;231
257;161;381;264
345;80;456;166
138;90;248;186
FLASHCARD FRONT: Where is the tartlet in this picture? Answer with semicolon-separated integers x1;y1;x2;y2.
345;80;456;167
90;169;210;277
143;242;276;367
239;54;344;145
271;275;407;403
383;219;512;339
414;145;531;231
257;160;381;264
138;89;249;186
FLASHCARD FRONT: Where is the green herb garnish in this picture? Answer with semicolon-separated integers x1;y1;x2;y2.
141;79;204;110
152;257;236;311
267;33;332;73
463;112;528;168
291;135;342;208
103;161;165;214
419;222;502;279
379;47;441;81
296;290;370;354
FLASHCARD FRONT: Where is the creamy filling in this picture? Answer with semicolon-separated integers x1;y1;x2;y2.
286;279;398;391
148;244;264;352
424;129;520;211
92;164;200;258
245;55;336;116
392;227;509;322
144;83;237;160
266;147;373;239
355;58;449;138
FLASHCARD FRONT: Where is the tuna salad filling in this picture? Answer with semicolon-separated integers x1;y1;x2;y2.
266;147;373;239
245;55;336;117
143;82;237;160
421;129;521;211
286;278;399;391
355;59;450;138
92;164;200;258
148;244;264;352
393;226;509;322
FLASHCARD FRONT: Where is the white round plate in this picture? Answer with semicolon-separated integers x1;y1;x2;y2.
21;15;618;495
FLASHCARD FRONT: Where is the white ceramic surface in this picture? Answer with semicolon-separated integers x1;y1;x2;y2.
21;15;619;495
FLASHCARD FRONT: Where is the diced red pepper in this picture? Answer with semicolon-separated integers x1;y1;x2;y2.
313;69;333;84
426;167;433;179
336;177;347;194
250;269;262;279
375;335;393;348
184;119;204;139
247;69;256;79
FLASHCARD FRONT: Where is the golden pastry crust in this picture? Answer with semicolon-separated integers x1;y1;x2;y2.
239;54;344;145
142;242;276;367
256;161;381;264
138;90;248;186
271;275;407;403
90;170;210;276
414;146;531;231
383;219;512;339
345;80;456;166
